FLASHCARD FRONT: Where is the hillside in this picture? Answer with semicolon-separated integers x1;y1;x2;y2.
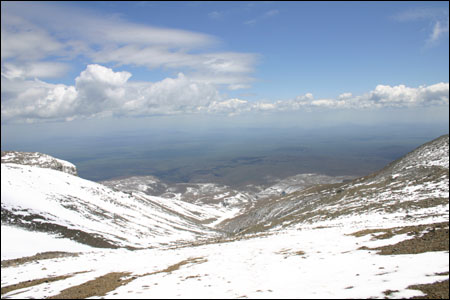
1;161;227;250
1;134;449;299
220;134;449;235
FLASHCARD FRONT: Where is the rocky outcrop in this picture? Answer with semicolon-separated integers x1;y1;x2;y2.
1;151;78;176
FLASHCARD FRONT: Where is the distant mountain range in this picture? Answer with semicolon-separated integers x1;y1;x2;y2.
1;134;448;299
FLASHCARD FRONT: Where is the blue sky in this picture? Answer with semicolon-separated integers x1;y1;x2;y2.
1;1;449;133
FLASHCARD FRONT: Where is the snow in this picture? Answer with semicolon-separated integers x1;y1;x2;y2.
1;224;448;299
1;225;96;260
257;173;353;198
1;151;77;175
1;163;218;249
2;170;448;298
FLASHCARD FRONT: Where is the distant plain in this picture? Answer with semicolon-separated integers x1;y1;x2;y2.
2;122;446;189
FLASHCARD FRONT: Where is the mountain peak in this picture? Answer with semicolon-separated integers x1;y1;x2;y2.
1;151;77;176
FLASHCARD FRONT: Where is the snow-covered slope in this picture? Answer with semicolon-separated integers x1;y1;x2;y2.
1;162;221;250
101;172;354;227
255;173;352;198
102;177;256;222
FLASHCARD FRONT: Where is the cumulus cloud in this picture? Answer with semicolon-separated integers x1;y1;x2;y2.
206;82;449;116
203;98;250;116
121;73;219;116
368;83;449;107
1;64;448;124
1;65;221;123
1;78;78;123
73;65;132;117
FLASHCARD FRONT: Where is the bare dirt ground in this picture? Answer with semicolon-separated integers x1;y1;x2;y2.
1;252;79;268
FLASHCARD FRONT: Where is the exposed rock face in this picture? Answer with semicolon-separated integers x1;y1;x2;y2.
1;151;78;176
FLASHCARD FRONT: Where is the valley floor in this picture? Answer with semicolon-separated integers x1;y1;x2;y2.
2;211;448;299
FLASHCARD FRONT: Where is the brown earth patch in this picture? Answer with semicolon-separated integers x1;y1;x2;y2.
382;289;399;297
45;257;207;299
1;251;79;268
158;257;207;274
408;279;449;299
1;271;88;296
355;222;449;255
47;272;133;299
349;222;448;240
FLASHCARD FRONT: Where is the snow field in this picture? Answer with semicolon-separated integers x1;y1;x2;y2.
2;225;448;299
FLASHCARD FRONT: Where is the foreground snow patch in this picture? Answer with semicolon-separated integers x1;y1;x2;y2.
2;226;448;299
1;225;95;260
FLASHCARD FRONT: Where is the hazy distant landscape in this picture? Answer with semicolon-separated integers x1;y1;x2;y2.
3;122;447;187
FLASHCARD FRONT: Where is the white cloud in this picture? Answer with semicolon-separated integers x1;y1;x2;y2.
203;82;449;116
427;19;449;46
311;99;341;107
98;24;215;48
204;98;250;116
368;83;449;107
208;11;223;20
2;62;70;79
2;2;216;50
1;66;448;124
338;92;353;100
228;84;252;90
1;77;78;123
73;65;132;117
296;93;314;102
253;102;276;111
1;2;257;90
244;9;280;25
76;64;131;86
1;24;65;61
394;7;449;47
394;7;444;22
91;47;258;88
122;73;220;116
265;10;279;17
1;65;221;123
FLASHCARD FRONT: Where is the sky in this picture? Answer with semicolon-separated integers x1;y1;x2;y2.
1;1;449;146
